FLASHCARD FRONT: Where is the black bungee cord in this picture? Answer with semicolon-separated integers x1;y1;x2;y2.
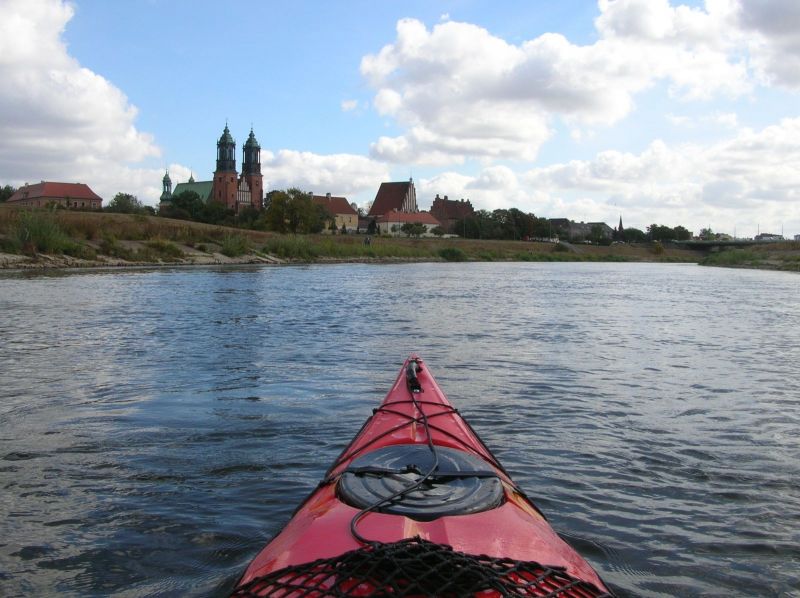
349;358;442;545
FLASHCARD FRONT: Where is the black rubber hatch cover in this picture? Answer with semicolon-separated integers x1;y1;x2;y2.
338;444;503;521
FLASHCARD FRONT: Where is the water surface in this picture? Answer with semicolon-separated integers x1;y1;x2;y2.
1;263;798;596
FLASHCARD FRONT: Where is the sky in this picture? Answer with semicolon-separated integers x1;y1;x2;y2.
1;0;799;238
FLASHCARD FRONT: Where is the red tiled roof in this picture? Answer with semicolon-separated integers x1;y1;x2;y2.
8;181;102;203
377;211;441;226
368;181;412;217
311;194;357;216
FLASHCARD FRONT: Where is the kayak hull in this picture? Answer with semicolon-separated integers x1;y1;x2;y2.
234;356;610;596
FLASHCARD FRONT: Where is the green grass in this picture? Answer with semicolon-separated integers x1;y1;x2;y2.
220;234;250;257
145;238;184;258
263;236;319;261
13;210;73;254
700;249;763;267
438;247;468;262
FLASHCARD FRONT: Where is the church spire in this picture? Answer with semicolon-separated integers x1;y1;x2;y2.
216;123;236;172
242;127;261;175
160;169;172;201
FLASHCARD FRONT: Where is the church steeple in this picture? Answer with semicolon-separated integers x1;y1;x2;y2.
242;128;261;176
160;169;172;202
216;123;236;172
241;127;264;210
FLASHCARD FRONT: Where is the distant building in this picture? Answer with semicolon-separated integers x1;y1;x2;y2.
7;181;102;209
429;194;474;234
368;178;417;217
795;234;800;241
311;193;358;232
377;210;441;236
754;233;784;242
548;218;613;241
160;123;263;213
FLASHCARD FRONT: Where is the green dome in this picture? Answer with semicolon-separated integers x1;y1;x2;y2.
218;124;234;145
162;170;171;183
244;128;260;149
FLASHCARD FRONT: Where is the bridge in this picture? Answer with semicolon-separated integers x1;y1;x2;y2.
673;239;788;251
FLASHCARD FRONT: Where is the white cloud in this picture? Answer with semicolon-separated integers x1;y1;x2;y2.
261;150;391;198
711;112;739;128
359;0;800;166
737;0;800;89
522;118;800;233
341;99;359;112
0;0;163;203
412;118;800;235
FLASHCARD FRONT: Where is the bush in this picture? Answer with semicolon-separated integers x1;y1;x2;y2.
438;247;467;262
220;233;249;257
13;210;72;254
651;241;665;255
263;236;318;261
700;249;762;267
65;242;97;260
145;238;184;259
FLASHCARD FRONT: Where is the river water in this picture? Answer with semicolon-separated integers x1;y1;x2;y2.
0;262;798;597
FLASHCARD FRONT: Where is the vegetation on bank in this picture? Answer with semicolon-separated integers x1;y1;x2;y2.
699;243;800;272
0;206;708;269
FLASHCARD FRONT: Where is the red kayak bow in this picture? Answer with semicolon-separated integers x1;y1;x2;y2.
232;356;612;597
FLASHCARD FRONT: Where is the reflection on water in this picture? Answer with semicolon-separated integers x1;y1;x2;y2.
1;263;799;596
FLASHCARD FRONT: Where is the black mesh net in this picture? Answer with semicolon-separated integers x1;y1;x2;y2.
231;537;613;597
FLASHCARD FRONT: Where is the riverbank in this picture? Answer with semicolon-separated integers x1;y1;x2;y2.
698;242;800;272
0;207;704;270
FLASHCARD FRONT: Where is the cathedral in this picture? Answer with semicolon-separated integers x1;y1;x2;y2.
160;123;263;213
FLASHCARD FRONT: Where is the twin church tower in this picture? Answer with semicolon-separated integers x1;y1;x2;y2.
160;123;263;212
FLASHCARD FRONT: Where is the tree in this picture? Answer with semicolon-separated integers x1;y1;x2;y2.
588;224;608;245
623;227;647;243
400;222;426;237
673;225;692;241
366;218;378;235
199;201;233;225
699;227;715;240
431;225;445;237
0;184;16;202
647;223;675;242
166;190;204;220
106;192;144;214
263;188;327;234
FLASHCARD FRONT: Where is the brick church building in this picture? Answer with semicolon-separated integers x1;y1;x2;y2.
160;123;263;213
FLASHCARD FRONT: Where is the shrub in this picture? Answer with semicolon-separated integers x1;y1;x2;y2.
145;238;184;259
63;242;97;260
438;247;467;262
220;233;249;257
13;210;72;254
651;241;665;255
263;236;318;261
700;249;762;267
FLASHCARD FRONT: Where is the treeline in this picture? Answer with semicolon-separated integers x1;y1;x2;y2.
451;208;693;243
5;183;696;242
159;188;335;233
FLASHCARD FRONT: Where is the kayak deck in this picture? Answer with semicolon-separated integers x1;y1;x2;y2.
232;356;612;597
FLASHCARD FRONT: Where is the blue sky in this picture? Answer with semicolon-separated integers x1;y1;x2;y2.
1;0;799;237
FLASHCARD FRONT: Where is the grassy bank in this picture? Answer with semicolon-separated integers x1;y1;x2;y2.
699;242;800;272
0;206;705;268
